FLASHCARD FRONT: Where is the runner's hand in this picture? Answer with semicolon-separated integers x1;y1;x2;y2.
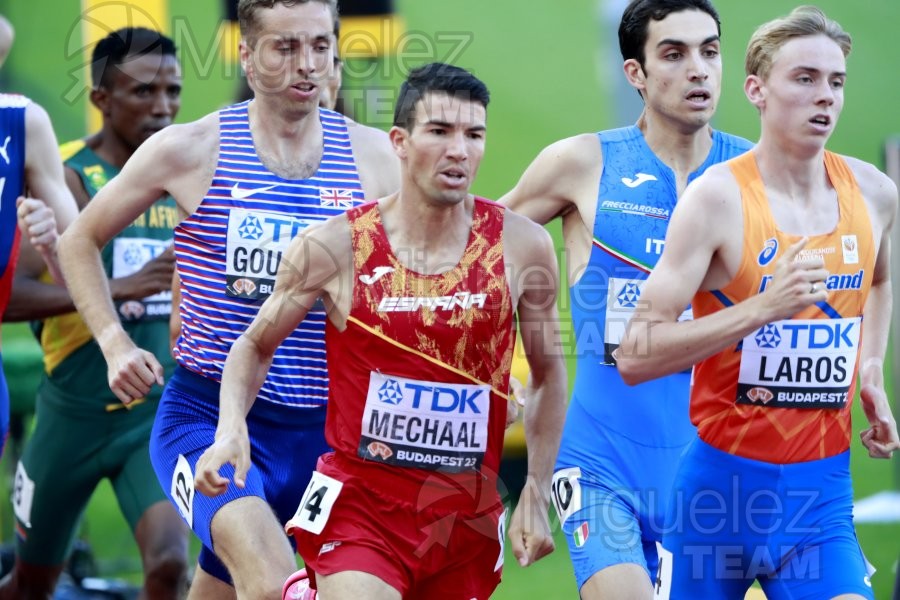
509;476;555;567
761;237;829;321
195;428;252;496
105;341;165;405
859;383;899;459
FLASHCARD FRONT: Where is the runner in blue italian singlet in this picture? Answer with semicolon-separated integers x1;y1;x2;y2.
502;3;752;594
552;125;750;589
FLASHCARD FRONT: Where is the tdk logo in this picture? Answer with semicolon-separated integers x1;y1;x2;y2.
238;215;264;240
782;322;855;349
379;379;484;414
237;213;311;243
616;282;641;308
755;324;781;348
238;215;263;240
758;238;778;266
378;379;403;405
756;322;856;350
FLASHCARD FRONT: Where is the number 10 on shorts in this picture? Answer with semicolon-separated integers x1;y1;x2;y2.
289;471;343;535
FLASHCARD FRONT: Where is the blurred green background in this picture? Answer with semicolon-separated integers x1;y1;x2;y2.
0;0;898;597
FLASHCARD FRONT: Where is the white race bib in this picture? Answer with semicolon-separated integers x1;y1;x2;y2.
737;317;860;409
358;371;490;473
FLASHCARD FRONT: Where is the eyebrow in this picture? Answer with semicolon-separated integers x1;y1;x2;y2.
276;33;331;43
793;66;847;78
656;34;720;48
424;119;486;131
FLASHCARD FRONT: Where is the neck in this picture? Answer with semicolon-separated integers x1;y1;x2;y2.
637;110;714;176
89;130;134;169
379;192;474;274
248;96;319;141
754;132;828;198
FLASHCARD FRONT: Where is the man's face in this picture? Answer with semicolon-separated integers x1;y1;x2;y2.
395;92;486;207
631;9;722;132
242;2;335;115
99;52;181;151
754;34;846;151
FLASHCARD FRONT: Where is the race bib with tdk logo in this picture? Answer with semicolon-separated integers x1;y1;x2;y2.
224;208;316;300
358;371;490;473
736;317;860;409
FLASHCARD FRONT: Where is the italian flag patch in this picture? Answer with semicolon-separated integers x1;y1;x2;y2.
573;522;589;547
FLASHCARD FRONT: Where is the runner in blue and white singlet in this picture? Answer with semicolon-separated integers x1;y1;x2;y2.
58;3;400;594
150;102;365;582
171;101;359;406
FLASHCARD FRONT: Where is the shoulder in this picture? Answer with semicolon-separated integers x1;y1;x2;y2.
346;120;398;198
137;113;219;170
23;100;51;135
501;132;602;218
678;161;742;219
532;132;602;177
503;206;555;261
59;138;87;163
713;129;755;153
840;154;898;224
347;119;392;156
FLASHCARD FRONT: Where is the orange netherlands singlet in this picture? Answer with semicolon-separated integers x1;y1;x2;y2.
323;197;515;511
690;151;874;463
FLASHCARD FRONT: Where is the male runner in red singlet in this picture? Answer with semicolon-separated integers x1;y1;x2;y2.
617;7;897;599
195;62;568;600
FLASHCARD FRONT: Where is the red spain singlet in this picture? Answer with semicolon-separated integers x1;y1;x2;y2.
323;197;515;512
691;151;874;463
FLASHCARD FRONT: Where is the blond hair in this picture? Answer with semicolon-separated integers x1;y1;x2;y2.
745;5;851;80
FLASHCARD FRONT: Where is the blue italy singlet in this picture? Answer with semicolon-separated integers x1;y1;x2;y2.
567;126;752;448
172;102;364;408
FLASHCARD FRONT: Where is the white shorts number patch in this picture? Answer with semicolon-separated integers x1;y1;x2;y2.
13;461;35;528
171;454;194;528
654;542;673;599
495;507;507;572
288;470;343;535
550;467;583;525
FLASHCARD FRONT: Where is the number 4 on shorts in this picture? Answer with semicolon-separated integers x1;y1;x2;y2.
288;471;343;535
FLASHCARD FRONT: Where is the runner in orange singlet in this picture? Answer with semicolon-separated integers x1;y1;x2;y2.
617;7;898;599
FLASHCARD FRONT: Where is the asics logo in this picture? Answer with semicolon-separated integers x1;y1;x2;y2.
621;173;657;188
231;183;277;200
359;266;395;285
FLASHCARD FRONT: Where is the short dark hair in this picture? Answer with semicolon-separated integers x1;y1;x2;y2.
91;27;177;89
618;0;721;68
392;63;490;131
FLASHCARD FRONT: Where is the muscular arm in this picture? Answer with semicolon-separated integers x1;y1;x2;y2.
19;102;79;283
57;119;213;402
6;166;172;322
500;133;601;225
195;216;351;494
505;215;567;567
851;160;899;457
616;168;828;384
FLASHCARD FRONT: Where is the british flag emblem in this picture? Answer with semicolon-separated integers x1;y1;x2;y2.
319;188;355;208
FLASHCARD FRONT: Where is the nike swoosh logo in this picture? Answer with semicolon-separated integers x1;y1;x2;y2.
621;173;658;188
231;183;278;199
359;266;395;285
